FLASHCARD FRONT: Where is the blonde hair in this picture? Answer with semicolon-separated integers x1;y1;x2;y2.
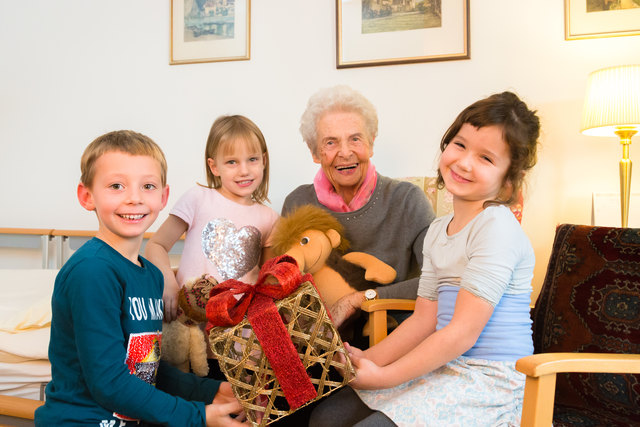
80;130;167;188
204;115;270;204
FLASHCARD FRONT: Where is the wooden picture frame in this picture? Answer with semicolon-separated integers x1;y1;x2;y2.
170;0;250;65
336;0;469;69
565;0;640;40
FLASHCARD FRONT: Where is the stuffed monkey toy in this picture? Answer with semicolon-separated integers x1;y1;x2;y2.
270;205;396;309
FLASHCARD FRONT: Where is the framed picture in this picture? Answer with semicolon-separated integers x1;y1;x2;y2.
336;0;469;69
170;0;250;65
565;0;640;40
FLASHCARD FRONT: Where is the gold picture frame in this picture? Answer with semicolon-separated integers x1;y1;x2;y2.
565;0;640;40
170;0;250;65
336;0;469;69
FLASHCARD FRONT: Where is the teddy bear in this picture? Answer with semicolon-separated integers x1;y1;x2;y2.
161;274;217;377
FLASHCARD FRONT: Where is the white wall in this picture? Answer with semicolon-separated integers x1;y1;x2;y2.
1;1;640;299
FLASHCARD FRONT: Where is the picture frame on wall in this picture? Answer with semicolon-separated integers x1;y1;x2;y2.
336;0;469;69
565;0;640;40
170;0;250;65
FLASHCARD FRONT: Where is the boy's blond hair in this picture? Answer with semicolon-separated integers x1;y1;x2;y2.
80;130;168;188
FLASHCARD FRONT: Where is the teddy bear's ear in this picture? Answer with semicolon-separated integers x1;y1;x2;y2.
326;229;341;249
183;277;197;291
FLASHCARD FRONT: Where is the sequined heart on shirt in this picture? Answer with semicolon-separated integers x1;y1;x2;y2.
201;218;261;281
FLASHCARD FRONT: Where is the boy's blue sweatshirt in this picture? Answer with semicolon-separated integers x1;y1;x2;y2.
35;238;220;426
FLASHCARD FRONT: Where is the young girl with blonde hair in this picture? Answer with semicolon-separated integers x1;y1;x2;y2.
146;115;278;324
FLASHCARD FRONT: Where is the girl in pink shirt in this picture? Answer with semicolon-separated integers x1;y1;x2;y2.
146;115;278;324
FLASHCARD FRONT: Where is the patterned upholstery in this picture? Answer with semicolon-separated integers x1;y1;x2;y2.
399;176;453;217
531;224;640;426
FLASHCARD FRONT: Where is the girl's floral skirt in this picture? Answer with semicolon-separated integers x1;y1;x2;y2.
356;356;525;427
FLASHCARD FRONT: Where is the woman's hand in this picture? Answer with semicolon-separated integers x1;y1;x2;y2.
329;291;365;327
206;382;248;426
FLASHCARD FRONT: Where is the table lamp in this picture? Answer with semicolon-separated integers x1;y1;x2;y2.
581;64;640;228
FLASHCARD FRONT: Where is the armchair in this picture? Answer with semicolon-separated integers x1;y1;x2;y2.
517;224;640;426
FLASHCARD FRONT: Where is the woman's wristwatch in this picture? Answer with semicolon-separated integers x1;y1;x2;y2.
364;288;378;301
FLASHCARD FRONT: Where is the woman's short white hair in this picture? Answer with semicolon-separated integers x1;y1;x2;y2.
299;85;378;154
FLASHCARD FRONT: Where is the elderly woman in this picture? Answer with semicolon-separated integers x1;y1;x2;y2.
282;85;435;329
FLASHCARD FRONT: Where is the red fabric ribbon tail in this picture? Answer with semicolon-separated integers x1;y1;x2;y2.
248;294;317;409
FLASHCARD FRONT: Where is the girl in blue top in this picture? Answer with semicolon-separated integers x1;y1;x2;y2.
310;91;541;426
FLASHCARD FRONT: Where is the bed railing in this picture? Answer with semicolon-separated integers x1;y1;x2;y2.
0;228;183;269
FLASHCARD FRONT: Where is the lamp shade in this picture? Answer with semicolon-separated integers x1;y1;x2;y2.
581;64;640;136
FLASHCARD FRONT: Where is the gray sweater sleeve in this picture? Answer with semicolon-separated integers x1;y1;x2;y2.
375;276;419;299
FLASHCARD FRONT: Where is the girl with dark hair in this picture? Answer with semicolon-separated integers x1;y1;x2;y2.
310;91;541;426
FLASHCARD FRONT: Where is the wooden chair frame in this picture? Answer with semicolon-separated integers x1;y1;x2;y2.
516;353;640;426
0;394;44;421
361;298;415;347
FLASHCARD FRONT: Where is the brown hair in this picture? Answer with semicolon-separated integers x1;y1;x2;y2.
204;115;270;204
437;91;540;206
80;130;167;188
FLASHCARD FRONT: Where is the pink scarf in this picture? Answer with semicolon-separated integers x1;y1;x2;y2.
314;164;377;212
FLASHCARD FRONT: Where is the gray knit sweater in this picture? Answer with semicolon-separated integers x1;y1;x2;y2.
282;174;435;299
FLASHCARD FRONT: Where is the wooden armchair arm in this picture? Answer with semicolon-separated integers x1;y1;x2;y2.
361;299;416;347
0;395;44;420
516;352;640;427
361;298;416;313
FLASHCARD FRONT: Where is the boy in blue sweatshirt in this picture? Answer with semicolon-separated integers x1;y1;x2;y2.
35;130;246;426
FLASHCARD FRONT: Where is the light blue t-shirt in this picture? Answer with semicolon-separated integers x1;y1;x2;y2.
417;205;534;361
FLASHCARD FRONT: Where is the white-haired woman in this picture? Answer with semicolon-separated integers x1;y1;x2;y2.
282;85;435;331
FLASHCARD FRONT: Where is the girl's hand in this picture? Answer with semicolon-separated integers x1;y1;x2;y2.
346;345;385;390
206;382;248;426
162;276;180;322
344;342;365;359
144;214;188;322
335;342;367;379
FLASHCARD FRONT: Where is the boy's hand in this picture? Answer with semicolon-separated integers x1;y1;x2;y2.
211;382;238;406
206;382;247;426
205;401;247;426
163;277;180;322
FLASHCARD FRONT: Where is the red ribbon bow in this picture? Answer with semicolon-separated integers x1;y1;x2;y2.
206;255;317;410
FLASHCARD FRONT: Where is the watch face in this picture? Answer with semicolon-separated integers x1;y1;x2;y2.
365;289;377;300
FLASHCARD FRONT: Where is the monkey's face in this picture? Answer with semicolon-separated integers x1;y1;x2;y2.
285;229;341;275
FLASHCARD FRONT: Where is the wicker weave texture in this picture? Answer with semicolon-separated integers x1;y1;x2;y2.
208;281;355;426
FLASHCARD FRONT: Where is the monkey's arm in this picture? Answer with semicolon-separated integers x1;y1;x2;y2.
341;252;397;284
